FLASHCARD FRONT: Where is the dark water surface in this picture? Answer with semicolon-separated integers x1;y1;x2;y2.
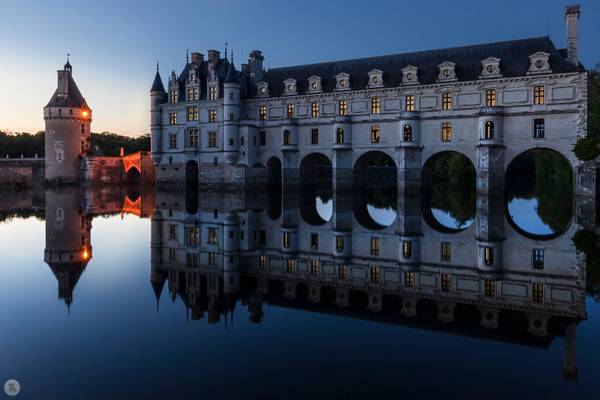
1;169;599;399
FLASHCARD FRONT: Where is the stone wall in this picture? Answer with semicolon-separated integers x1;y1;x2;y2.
0;158;44;187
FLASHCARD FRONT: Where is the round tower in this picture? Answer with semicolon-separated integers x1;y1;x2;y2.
150;63;167;165
223;58;241;164
44;58;92;185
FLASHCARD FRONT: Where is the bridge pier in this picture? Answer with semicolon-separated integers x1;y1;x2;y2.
475;193;505;276
396;145;422;193
476;144;505;194
397;192;421;265
332;148;353;192
332;190;353;260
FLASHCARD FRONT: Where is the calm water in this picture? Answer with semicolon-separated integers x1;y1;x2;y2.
1;176;599;399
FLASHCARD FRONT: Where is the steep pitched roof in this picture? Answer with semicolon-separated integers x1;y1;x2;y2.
45;73;87;108
224;61;239;84
150;70;166;93
259;36;580;97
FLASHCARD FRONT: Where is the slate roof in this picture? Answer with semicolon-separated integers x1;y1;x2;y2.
259;36;581;97
45;73;88;108
175;58;235;100
150;70;166;93
224;61;239;84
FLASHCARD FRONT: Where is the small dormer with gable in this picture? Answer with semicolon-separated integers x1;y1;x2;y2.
480;57;502;79
528;51;551;74
308;75;322;93
185;66;201;101
256;81;269;97
402;65;419;85
168;71;179;103
438;61;457;82
368;69;384;88
284;78;297;95
335;72;350;91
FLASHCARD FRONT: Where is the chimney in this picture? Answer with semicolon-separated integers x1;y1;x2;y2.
57;70;69;95
248;50;264;84
207;49;221;62
565;4;581;66
241;63;249;74
191;52;204;64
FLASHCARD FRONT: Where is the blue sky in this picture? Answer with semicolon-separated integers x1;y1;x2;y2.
0;0;598;136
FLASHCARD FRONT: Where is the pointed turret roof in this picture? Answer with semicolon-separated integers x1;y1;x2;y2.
45;72;87;108
224;60;239;84
151;69;166;93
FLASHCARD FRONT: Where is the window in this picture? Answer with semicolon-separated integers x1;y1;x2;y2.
405;95;415;112
229;92;234;101
207;227;217;244
168;224;177;240
311;128;318;145
485;89;497;107
259;105;267;120
207;131;217;148
169;248;176;261
484;280;495;297
371;125;380;143
441;122;452;141
186;252;198;268
532;249;544;269
441;274;451;291
371;97;381;114
187;128;200;148
370;266;380;283
402;241;412;258
187;106;198;121
484;121;494;139
339;100;348;115
168;134;177;149
484;247;494;265
187;87;199;101
259;255;267;269
532;282;544;303
186;226;200;247
338;265;348;280
533;85;545;105
287;104;294;118
283;232;290;248
208;109;217;123
170;90;178;103
442;92;452;110
286;259;296;273
311;233;319;250
208;252;217;266
229;113;235;121
441;242;451;262
283;130;292;145
311;102;319;118
405;271;415;288
208;86;217;100
336;128;344;144
81;124;85;134
534;119;545;139
336;236;344;252
403;124;412;141
169;112;177;125
370;237;380;256
311;260;320;276
260;131;266;146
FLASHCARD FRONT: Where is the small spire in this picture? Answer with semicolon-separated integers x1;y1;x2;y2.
224;42;228;60
186;49;189;64
156;60;159;72
231;48;234;65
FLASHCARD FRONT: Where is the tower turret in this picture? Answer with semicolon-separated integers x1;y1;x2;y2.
150;63;167;165
44;58;92;184
223;58;241;164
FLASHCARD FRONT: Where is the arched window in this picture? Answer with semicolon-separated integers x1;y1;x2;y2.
336;127;344;144
484;121;495;139
403;124;413;141
283;130;291;145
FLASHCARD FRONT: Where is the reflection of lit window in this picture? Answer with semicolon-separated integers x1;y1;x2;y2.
336;128;344;144
485;89;496;107
370;237;380;256
207;227;218;244
370;266;380;283
311;260;319;276
441;273;451;291
532;249;544;269
371;125;380;143
286;258;296;273
484;121;494;139
338;265;348;280
441;242;451;262
405;271;415;288
484;280;495;296
311;233;318;250
259;255;268;269
336;236;344;252
533;85;545;105
484;247;494;265
532;282;544;302
405;95;415;112
402;241;412;258
283;232;290;248
339;100;347;115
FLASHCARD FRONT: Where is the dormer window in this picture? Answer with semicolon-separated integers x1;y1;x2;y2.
169;90;178;104
402;65;418;84
335;72;350;91
368;69;383;88
256;81;269;97
284;78;297;95
437;61;457;82
208;86;217;100
480;57;501;79
528;51;551;74
308;76;322;93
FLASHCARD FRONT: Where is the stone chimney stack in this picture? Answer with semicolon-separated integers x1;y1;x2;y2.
207;49;221;62
58;69;69;95
565;4;581;66
191;52;204;64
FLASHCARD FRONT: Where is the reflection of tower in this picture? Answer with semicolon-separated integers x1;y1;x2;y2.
150;208;166;310
43;189;92;309
475;194;505;275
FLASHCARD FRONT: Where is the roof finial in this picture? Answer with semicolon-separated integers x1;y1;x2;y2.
156;60;159;72
225;42;228;60
186;48;189;64
67;52;70;63
231;48;234;65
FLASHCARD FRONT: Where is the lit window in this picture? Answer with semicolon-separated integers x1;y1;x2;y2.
338;265;348;280
370;266;380;283
187;87;199;101
441;122;452;141
484;247;494;265
339;100;347;115
169;112;177;125
208;109;217;123
402;241;412;258
371;97;381;114
168;134;177;149
484;121;494;139
336;236;344;252
484;280;495;297
286;259;296;273
532;282;544;303
441;242;451;262
405;95;415;112
283;130;292;145
207;227;218;244
371;125;380;144
533;85;545;105
187;106;198;121
311;128;318;145
287;104;294;118
170;90;178;103
311;233;319;251
169;224;177;240
208;252;217;265
259;105;267;120
405;271;415;288
207;131;217;148
534;119;545;139
311;102;319;118
208;86;217;100
259;255;268;269
485;89;496;107
283;232;290;248
311;260;320;276
441;274;451;291
370;237;380;256
532;249;544;269
442;92;452;110
336;128;344;144
403;124;412;141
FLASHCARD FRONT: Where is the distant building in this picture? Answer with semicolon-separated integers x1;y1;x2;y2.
150;5;587;193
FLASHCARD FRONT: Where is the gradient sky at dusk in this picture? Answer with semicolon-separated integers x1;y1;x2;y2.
1;0;598;137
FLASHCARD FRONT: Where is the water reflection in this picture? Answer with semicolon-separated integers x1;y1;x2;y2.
353;186;397;229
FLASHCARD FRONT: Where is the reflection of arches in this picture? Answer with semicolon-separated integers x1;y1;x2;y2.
300;152;332;189
300;189;332;226
267;157;282;188
353;186;397;230
353;151;397;189
185;160;198;189
125;167;141;185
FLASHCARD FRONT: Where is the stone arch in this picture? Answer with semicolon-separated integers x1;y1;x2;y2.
267;156;282;189
352;150;397;189
125;166;141;185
